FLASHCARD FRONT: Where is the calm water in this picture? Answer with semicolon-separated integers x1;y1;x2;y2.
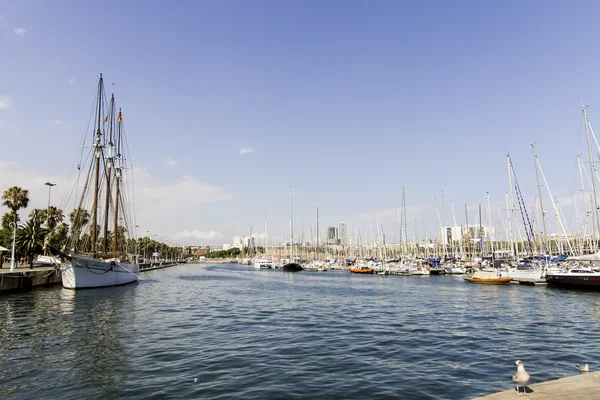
2;264;600;399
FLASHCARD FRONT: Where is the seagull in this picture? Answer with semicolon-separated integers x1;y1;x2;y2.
576;364;590;373
512;360;530;396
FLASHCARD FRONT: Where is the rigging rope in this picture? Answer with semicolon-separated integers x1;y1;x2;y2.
509;155;535;255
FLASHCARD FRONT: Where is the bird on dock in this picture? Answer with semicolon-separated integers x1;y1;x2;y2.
512;360;531;396
576;364;590;373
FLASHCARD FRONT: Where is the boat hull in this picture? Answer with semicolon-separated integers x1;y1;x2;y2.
463;277;513;284
283;263;303;272
546;274;600;289
349;267;374;274
61;256;139;289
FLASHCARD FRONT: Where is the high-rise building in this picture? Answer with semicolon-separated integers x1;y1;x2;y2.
338;222;348;245
326;226;337;245
232;236;255;249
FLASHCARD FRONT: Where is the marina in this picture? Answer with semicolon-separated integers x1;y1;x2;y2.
4;1;600;398
2;263;600;399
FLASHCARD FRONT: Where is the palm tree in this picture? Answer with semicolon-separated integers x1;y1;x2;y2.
43;206;64;231
2;186;30;227
1;211;19;230
69;208;90;234
16;218;47;267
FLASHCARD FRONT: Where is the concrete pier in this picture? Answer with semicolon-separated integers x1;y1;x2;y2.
475;372;600;399
0;266;62;294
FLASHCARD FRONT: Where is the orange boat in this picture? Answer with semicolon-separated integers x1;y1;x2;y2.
464;270;512;285
349;265;374;274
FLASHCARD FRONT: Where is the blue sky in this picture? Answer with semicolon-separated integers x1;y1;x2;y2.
2;1;600;245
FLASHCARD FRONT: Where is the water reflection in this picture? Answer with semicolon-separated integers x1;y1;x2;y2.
59;288;75;315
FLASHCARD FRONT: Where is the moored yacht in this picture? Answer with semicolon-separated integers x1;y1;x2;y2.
546;267;600;289
253;258;273;269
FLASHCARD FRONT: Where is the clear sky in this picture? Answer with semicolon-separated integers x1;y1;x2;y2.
2;0;600;245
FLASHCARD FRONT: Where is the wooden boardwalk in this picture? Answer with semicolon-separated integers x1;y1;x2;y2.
475;372;600;399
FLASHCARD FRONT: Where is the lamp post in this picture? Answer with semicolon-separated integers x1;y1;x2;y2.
9;221;17;271
45;182;56;208
135;225;139;263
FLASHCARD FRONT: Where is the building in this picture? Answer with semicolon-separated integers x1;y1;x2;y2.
232;236;255;250
338;222;348;245
326;226;338;245
441;225;495;245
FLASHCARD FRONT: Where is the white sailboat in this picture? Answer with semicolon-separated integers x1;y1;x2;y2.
60;74;140;289
283;186;303;272
254;214;273;269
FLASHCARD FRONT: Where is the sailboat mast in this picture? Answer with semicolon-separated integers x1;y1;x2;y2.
532;144;548;254
91;73;104;254
113;108;122;253
403;186;408;256
507;155;518;258
289;186;294;260
577;155;590;251
103;94;115;252
479;204;483;257
464;205;469;259
583;107;600;244
316;206;319;261
486;192;494;260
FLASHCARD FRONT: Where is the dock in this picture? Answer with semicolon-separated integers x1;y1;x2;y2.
0;266;62;294
0;261;184;294
475;372;600;399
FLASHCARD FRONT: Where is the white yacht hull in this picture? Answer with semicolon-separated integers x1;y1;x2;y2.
61;255;139;289
445;267;466;275
502;269;545;280
253;260;273;269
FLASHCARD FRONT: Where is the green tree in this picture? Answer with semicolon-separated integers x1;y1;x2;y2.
41;206;64;231
16;218;47;267
2;186;29;230
1;211;19;230
69;208;90;236
51;222;69;250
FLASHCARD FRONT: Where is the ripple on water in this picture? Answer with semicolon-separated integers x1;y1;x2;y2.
2;263;600;399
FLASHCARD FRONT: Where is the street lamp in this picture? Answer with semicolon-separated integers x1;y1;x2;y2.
135;225;139;263
45;182;56;208
9;221;17;271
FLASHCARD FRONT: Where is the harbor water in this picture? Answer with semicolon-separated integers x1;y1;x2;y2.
2;263;600;399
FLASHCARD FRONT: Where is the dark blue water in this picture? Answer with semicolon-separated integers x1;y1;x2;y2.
2;264;600;399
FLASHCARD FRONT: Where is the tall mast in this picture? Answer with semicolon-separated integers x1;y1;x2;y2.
91;73;104;254
316;206;319;261
103;93;115;252
583;107;600;244
289;186;293;260
464;205;469;259
532;144;548;254
113;108;122;253
507;154;518;258
403;186;408;256
479;204;483;257
486;192;494;259
264;211;268;257
578;155;590;250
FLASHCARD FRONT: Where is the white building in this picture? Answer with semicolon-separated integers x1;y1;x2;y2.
441;225;495;245
232;236;255;249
